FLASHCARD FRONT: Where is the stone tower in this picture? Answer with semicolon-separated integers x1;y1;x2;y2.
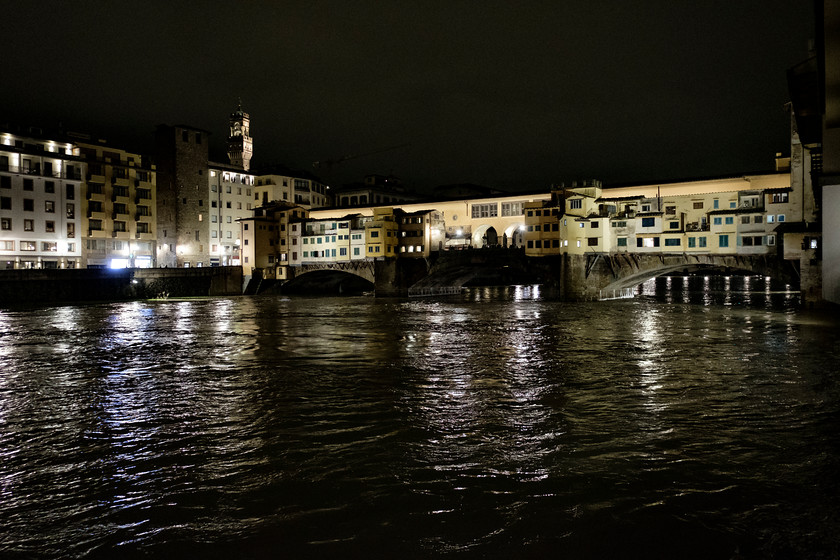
227;101;253;170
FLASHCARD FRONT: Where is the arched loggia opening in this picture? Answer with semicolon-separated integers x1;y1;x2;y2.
504;224;526;248
472;225;498;248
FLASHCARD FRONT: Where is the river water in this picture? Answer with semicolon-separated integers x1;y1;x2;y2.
1;277;839;559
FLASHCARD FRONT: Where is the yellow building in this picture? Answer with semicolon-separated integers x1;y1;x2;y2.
365;207;399;258
77;141;157;268
239;203;308;279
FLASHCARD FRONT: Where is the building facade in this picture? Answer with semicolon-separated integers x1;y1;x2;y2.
0;128;84;269
77;141;157;268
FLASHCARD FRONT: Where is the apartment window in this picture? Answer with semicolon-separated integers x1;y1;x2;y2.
0;196;10;210
777;214;786;222
612;221;627;228
668;221;678;229
24;219;34;231
719;235;729;248
754;215;763;224
20;241;36;251
42;242;57;252
23;199;34;212
211;230;218;238
698;237;707;248
591;221;599;228
23;178;33;191
45;181;55;193
114;221;127;232
89;219;102;231
0;241;13;250
137;223;150;234
741;216;750;224
45;221;55;233
587;237;598;246
688;237;696;248
569;199;582;210
713;217;722;225
66;203;75;219
771;192;789;203
226;202;231;208
182;130;189;142
664;238;680;247
0;176;10;189
67;223;75;238
725;217;734;225
66;184;75;200
1;218;10;230
617;237;627;247
665;206;676;215
693;201;703;209
137;188;151;199
641;217;655;227
730;202;736;209
767;215;775;223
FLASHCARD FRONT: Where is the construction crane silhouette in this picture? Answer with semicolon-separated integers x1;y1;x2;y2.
312;143;410;171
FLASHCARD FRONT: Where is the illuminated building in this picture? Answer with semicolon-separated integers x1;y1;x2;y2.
0;127;83;269
239;202;309;279
365;207;399;258
76;140;157;268
155;104;257;267
254;164;329;209
227;103;253;171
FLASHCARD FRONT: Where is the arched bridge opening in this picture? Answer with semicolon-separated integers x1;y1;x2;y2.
581;252;799;300
280;269;374;295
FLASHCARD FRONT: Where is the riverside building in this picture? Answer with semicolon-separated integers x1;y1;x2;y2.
0;127;84;269
155;104;257;267
76;139;157;268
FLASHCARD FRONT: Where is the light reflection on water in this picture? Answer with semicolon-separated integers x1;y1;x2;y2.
0;285;838;559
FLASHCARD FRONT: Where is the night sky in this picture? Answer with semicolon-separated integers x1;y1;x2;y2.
1;1;815;192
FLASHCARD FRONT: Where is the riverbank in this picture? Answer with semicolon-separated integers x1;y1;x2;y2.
0;267;243;306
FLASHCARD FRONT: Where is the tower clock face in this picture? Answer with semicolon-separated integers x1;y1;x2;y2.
233;122;242;136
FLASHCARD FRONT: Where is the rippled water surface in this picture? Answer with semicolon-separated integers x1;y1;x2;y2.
1;282;839;558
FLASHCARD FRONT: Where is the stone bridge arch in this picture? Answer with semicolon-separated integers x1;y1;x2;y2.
294;261;376;283
577;252;797;300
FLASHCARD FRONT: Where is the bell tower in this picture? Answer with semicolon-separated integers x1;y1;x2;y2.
227;100;253;170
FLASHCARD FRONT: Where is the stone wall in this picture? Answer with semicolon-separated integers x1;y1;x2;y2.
0;267;243;305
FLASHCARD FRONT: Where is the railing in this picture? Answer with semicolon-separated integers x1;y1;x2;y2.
598;287;636;300
408;286;463;297
0;165;81;180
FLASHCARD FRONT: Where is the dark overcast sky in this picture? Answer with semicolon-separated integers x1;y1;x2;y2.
0;1;815;191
